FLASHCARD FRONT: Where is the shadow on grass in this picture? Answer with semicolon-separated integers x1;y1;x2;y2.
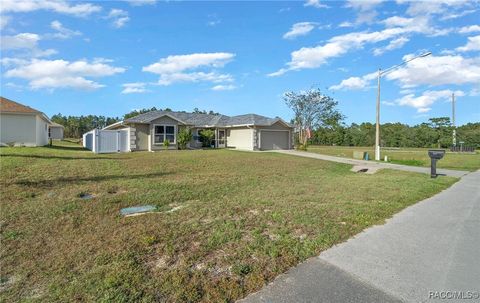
15;172;172;187
46;144;88;151
1;154;125;160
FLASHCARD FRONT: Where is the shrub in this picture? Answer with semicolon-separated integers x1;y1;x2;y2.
200;129;215;148
296;144;308;151
177;128;193;150
163;139;170;150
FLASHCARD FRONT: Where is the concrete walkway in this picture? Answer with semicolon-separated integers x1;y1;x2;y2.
274;150;470;178
241;170;480;303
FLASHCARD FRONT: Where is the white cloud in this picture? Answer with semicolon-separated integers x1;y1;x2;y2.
143;53;235;74
270;13;453;76
49;20;81;39
106;9;129;28
304;0;329;9
329;72;377;90
441;9;477;20
0;0;101;17
386;54;480;87
339;21;354;28
458;25;480;34
1;32;58;57
211;84;236;91
346;0;384;25
400;0;471;17
4;58;125;90
455;35;480;52
143;53;235;85
373;36;409;56
123;0;156;6
395;90;465;113
283;22;317;39
121;82;149;94
269;29;401;75
1;33;40;50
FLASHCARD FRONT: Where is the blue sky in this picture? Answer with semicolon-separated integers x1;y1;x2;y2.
1;0;479;125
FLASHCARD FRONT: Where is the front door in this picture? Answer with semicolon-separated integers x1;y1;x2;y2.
217;129;226;148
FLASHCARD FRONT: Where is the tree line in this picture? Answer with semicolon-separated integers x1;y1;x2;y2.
311;120;480;148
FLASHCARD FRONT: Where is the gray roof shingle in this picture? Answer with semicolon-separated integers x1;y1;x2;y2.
124;110;292;128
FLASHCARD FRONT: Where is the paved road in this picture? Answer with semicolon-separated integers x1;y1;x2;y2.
240;170;480;303
274;150;469;178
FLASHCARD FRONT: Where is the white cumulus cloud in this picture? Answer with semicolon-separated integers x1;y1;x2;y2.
1;33;40;50
283;22;317;39
143;52;235;86
0;0;101;17
121;82;149;94
373;36;409;56
329;72;377;90
395;90;465;113
304;0;329;9
386;54;480;87
4;58;125;90
458;25;480;34
211;84;236;91
455;35;480;52
49;20;81;39
106;9;130;28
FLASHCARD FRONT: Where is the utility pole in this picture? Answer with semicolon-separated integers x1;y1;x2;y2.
452;93;456;147
375;68;381;161
374;52;431;161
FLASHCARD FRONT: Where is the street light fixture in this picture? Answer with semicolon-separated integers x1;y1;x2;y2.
374;51;432;161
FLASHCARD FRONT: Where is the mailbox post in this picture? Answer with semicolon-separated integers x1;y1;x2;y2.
428;150;445;178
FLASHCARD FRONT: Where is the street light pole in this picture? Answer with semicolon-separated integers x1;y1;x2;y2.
374;52;432;161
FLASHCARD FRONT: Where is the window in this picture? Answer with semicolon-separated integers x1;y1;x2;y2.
154;125;176;144
48;126;51;138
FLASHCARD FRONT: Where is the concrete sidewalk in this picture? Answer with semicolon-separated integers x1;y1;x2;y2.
241;170;480;303
274;150;469;178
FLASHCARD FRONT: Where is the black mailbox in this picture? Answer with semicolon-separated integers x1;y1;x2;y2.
428;149;445;178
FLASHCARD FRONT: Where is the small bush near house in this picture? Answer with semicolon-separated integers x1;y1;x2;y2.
296;143;308;151
200;129;215;148
177;128;193;150
163;139;170;150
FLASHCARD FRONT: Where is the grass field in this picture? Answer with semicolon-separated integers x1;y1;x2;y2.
0;141;457;302
307;145;480;171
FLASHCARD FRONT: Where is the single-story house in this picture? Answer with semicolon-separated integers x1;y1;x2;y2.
49;122;64;140
0;96;53;147
103;110;294;151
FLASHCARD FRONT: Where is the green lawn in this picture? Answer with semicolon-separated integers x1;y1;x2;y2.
1;141;457;302
306;145;480;171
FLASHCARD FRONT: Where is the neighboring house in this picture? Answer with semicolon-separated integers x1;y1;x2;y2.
103;110;294;151
49;122;64;140
0;97;52;147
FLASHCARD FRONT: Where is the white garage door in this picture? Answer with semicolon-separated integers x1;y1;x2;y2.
260;130;290;150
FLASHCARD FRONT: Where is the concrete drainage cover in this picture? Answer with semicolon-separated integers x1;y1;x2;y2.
350;165;380;174
78;192;94;200
120;205;157;217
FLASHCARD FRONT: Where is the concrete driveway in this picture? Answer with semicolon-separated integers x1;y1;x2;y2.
274;150;469;178
240;170;480;303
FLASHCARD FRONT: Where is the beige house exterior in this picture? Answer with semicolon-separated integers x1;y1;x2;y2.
103;110;294;151
0;97;53;147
